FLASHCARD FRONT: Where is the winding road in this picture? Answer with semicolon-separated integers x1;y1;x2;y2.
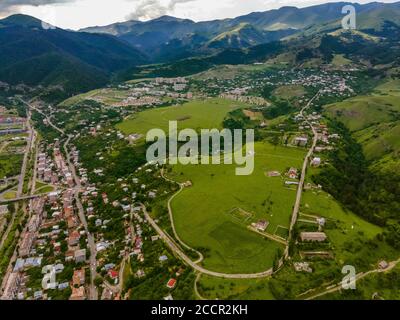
144;206;274;279
160;169;204;264
145;92;322;280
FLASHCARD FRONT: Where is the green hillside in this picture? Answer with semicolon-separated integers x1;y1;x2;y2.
325;80;400;166
0;14;148;99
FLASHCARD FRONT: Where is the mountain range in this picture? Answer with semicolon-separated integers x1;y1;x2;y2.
81;1;400;61
0;1;399;99
0;14;147;97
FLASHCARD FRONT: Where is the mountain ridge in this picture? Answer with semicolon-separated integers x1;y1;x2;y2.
0;14;148;100
79;1;400;61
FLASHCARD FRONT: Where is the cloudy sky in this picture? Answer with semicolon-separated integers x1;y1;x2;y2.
0;0;397;30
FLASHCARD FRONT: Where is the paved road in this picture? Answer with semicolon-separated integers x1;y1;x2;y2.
30;130;39;195
63;136;98;300
285;91;320;258
0;192;58;204
0;108;34;250
0;202;30;296
22;99;98;300
144;206;274;279
25;102;65;136
17;110;34;197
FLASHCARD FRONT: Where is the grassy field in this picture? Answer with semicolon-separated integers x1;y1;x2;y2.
117;98;248;136
0;154;23;179
301;191;381;245
273;85;306;100
192;64;273;80
374;79;400;97
35;185;55;194
325;84;400;165
197;275;274;300
58;88;103;107
325;95;400;132
319;264;400;300
300;188;398;268
331;54;353;67
166;142;305;273
2;190;17;200
353;121;400;161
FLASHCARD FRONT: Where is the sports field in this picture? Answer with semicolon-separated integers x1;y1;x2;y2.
116;98;248;136
167;142;306;274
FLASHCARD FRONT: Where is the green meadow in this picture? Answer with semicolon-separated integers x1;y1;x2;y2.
273;85;306;100
300;189;398;268
116;98;248;136
319;264;400;300
167;142;305;274
331;54;353;67
197;275;274;300
325;95;400;132
374;79;400;96
325;87;400;166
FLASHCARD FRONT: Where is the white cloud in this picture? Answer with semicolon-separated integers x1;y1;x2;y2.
1;0;398;30
126;0;197;21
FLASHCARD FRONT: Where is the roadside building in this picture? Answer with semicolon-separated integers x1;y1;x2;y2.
69;286;86;300
19;232;35;257
0;205;9;216
74;249;86;263
294;137;308;147
72;269;85;286
254;220;269;232
311;157;321;167
300;232;327;242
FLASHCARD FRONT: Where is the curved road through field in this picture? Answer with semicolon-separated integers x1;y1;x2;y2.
149;91;321;279
144;206;274;279
160;169;204;264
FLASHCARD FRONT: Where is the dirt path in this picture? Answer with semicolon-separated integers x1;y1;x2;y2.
160;169;204;264
194;273;206;300
305;257;400;300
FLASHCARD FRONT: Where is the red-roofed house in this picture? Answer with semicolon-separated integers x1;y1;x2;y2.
108;270;119;280
167;278;177;289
